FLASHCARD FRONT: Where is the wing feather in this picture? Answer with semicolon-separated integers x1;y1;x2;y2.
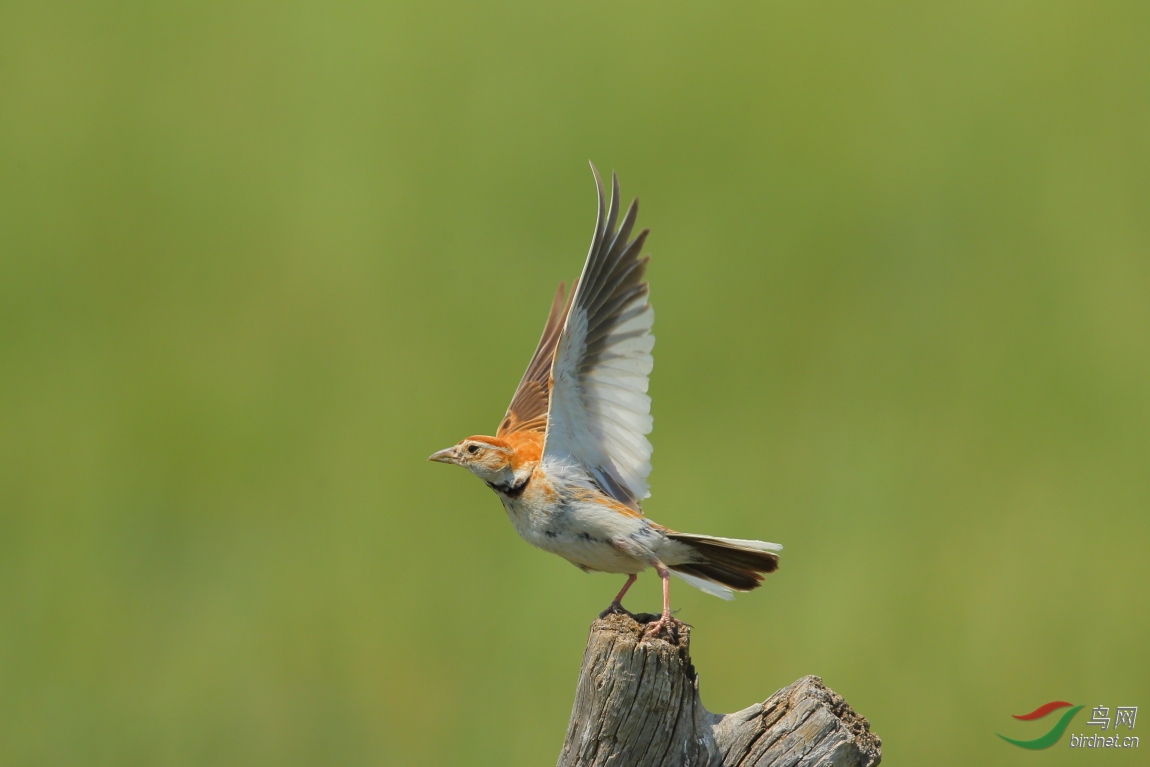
497;281;572;436
543;165;656;509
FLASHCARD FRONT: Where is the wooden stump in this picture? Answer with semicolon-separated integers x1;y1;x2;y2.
557;613;881;767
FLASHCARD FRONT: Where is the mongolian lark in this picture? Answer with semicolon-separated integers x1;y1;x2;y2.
430;166;781;638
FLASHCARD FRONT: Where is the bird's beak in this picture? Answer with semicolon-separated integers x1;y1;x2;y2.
428;446;459;465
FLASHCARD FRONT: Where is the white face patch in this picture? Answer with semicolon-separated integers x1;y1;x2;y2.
460;443;513;484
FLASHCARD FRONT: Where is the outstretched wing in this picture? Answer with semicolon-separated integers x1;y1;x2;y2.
544;166;654;509
497;281;571;437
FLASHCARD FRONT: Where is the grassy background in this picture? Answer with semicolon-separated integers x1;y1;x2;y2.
2;2;1148;765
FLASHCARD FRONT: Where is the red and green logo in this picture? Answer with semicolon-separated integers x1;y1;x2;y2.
997;701;1084;749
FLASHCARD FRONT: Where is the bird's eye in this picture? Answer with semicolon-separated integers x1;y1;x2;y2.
467;444;479;454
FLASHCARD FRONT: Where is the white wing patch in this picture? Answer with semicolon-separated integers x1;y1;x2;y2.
548;299;654;503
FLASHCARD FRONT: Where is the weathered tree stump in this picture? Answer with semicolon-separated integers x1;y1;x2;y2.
557;613;881;767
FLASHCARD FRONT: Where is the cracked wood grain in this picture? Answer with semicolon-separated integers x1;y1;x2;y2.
557;614;881;767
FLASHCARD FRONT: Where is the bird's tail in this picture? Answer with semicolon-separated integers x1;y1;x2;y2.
666;534;782;601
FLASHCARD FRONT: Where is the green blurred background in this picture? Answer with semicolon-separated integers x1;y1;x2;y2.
2;2;1148;765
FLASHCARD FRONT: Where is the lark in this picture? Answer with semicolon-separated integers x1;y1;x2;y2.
430;166;781;637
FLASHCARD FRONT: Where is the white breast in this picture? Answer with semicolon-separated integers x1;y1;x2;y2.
497;460;656;574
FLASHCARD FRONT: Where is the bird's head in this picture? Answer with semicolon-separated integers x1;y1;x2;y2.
428;435;515;485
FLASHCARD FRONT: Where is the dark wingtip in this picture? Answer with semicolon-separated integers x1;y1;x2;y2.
589;162;605;225
604;171;621;240
588;161;603;197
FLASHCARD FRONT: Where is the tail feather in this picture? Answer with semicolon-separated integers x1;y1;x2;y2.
666;533;781;598
670;568;735;600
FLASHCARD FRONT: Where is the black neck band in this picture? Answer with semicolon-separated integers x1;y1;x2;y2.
487;474;530;499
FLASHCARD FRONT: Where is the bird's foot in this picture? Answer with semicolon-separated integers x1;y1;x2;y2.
643;612;686;643
598;600;635;619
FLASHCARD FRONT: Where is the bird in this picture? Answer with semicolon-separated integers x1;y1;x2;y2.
429;165;781;638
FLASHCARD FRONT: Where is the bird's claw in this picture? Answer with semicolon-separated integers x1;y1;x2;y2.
643;613;685;643
598;601;635;619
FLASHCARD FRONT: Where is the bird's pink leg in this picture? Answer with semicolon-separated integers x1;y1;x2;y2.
644;563;684;640
598;574;638;618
